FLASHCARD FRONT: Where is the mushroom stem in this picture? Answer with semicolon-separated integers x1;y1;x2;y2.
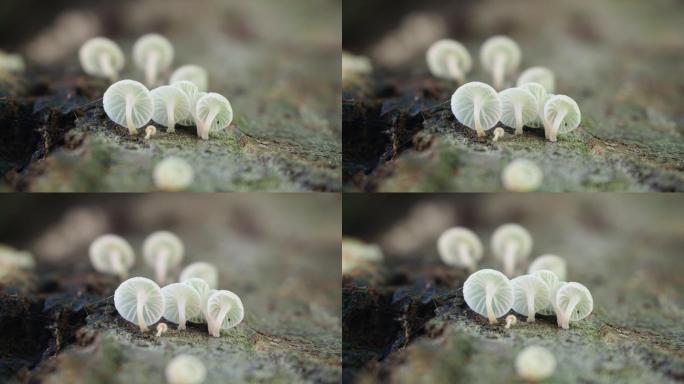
492;53;506;90
177;297;187;330
166;101;176;133
526;292;536;322
210;305;231;337
561;296;580;329
485;284;498;324
125;94;138;135
446;54;464;83
503;241;519;277
514;103;524;135
108;250;127;280
200;107;220;140
457;242;475;272
98;52;117;82
155;250;169;285
136;291;148;332
145;51;160;87
548;109;568;142
473;96;485;137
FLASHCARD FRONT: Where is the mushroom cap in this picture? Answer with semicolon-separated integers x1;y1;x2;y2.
543;95;581;134
556;282;593;322
426;39;472;80
498;87;537;128
172;81;201;126
196;92;234;132
528;255;567;280
463;269;514;319
206;290;245;331
515;345;556;381
143;231;184;268
133;33;174;72
89;234;135;275
114;277;164;328
170;65;208;92
480;36;521;75
161;283;202;325
501;159;543;192
451;82;502;132
165;354;207;384
341;238;383;274
519;82;548;128
532;270;561;315
517;66;555;93
79;37;125;78
103;80;154;129
510;274;550;317
180;262;219;289
491;223;533;261
437;227;483;267
150;85;192;127
183;277;211;323
153;157;194;191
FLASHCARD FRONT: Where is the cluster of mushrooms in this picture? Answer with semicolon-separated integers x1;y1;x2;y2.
79;34;233;140
437;224;593;329
89;231;244;337
427;36;581;142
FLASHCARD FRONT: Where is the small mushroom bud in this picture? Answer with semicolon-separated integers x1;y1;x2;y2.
114;277;164;332
517;66;555;93
79;37;125;82
133;34;174;87
515;346;556;382
165;354;207;384
491;224;533;277
528;255;567;281
151;85;191;133
426;39;472;83
162;283;202;330
437;227;483;272
499;87;537;135
556;282;593;329
195;93;233;140
183;278;212;323
463;269;513;324
519;82;548;129
480;36;521;90
154;157;194;192
501;159;543;192
492;127;505;142
179;262;219;289
531;270;562;316
156;322;168;337
88;234;135;280
511;274;550;322
505;314;517;329
143;231;184;284
103;80;154;135
144;125;157;140
543;95;581;142
170;64;208;92
451;81;502;137
206;290;245;337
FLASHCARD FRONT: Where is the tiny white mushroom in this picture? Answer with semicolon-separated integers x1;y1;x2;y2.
114;277;164;332
151;85;191;133
511;274;550;322
143;231;184;284
515;346;556;381
179;262;219;289
480;36;521;90
451;82;502;137
436;227;483;272
154;157;194;192
491;224;533;277
145;125;157;140
499;87;537;135
0;51;25;73
183;278;212;323
0;246;35;279
88;234;135;280
492;127;505;142
556;282;593;329
463;269;513;324
133;33;174;87
517;66;556;93
195;93;233;140
170;65;209;92
543;95;581;142
156;322;168;337
531;270;561;316
502;159;543;192
79;37;125;82
103;80;154;135
172;81;202;126
528;255;567;281
165;354;207;384
341;51;373;83
505;314;517;329
519;82;548;129
341;238;383;275
206;290;245;337
162;283;202;330
426;39;472;83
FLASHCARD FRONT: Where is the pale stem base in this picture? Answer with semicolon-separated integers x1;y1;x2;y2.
166;101;176;133
503;241;519;277
177;297;187;330
125;94;138;135
561;296;580;329
492;53;506;90
136;291;148;332
457;242;475;272
485;285;498;324
98;52;117;83
200;106;220;140
547;109;568;142
108;250;127;280
446;54;464;83
155;251;169;285
473;97;485;137
145;52;159;88
526;292;536;322
514;103;524;135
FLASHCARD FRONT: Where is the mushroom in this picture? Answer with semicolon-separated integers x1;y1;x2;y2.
519;82;548;129
165;354;207;384
463;269;513;324
543;95;581;142
528;255;567;280
156;322;168;337
451;81;502;137
501;159;543;192
480;36;521;90
150;85;191;133
436;227;483;272
0;51;25;73
515;346;556;382
492;127;505;142
531;270;561;316
88;234;135;280
505;314;517;329
103;80;154;135
556;282;593;329
153;157;194;192
491;224;533;277
143;231;184;284
179;262;219;289
172;81;202;127
205;290;245;337
517;66;555;93
0;245;35;279
183;277;212;323
145;125;157;140
161;282;202;330
78;37;125;82
426;39;472;83
511;274;550;322
170;65;208;92
133;33;174;87
114;277;164;332
341;51;373;84
195;92;233;140
498;87;537;135
341;238;383;275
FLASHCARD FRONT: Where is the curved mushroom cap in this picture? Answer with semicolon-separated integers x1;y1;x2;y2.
206;290;245;331
544;95;581;134
183;278;211;323
103;80;154;130
172;81;201;126
498;87;537;129
510;274;550;317
79;37;125;79
426;39;472;80
133;34;174;73
180;262;219;289
165;354;207;384
480;36;521;75
153;157;194;192
529;255;567;280
143;231;185;268
437;227;483;268
502;159;543;192
114;277;164;328
196;92;234;132
517;66;555;93
515;346;556;381
161;283;202;325
170;65;208;92
532;270;561;315
88;234;135;275
556;282;593;322
491;223;533;261
451;82;502;133
150;85;192;127
463;269;514;319
519;82;548;128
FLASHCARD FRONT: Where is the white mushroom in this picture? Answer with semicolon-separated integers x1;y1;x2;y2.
505;314;517;329
531;270;561;316
133;33;174;87
480;36;521;90
426;39;472;83
183;278;212;323
150;85;191;133
463;269;513;324
195;93;233;140
543;95;581;142
501;159;543;192
103;80;154;135
153;157;194;192
436;227;483;272
79;37;125;82
156;322;168;337
172;81;202;126
498;87;537;135
170;65;208;92
165;354;207;384
179;262;219;289
511;274;550;322
88;234;135;280
528;255;567;280
515;346;556;381
341;238;384;275
161;283;202;330
451;81;502;137
491;224;533;277
517;66;555;93
114;277;164;332
556;282;593;329
143;231;184;284
519;82;548;128
205;290;245;337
